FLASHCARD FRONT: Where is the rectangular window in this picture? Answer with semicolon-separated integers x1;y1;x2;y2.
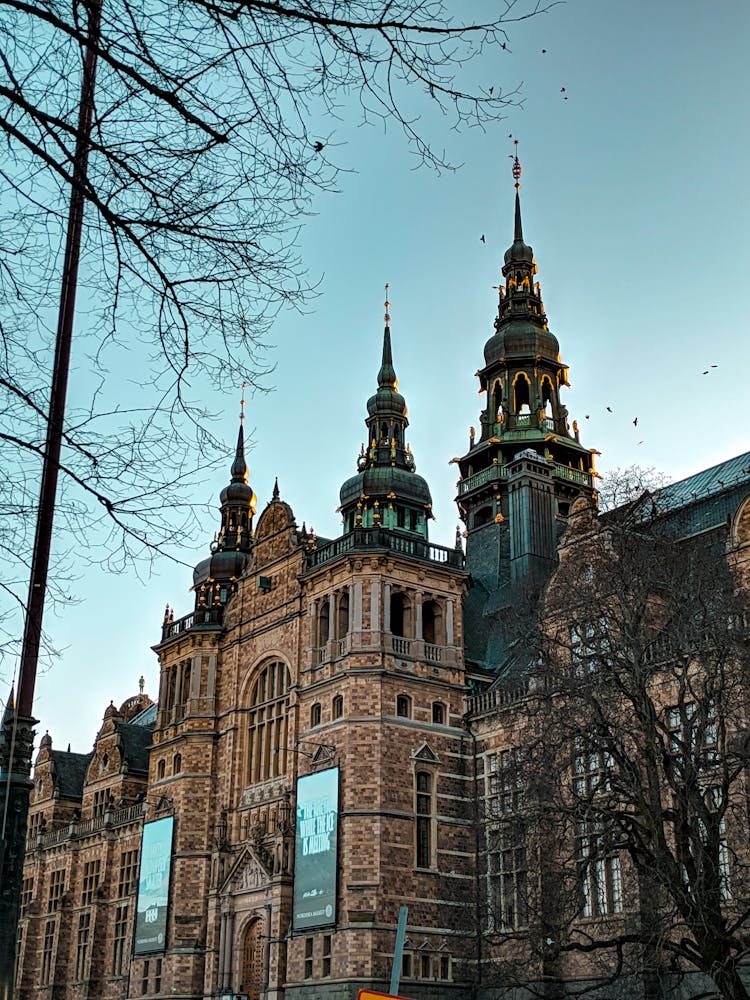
93;788;110;819
41;920;56;985
488;821;528;930
573;738;613;799
118;848;140;897
420;954;431;979
113;904;129;976
141;959;150;995
322;934;331;977
571;618;612;676
21;876;34;910
416;771;434;868
401;953;412;978
440;955;450;980
154;957;163;993
668;701;718;770
576;820;623;917
75;911;91;981
486;748;524;817
82;859;101;905
304;937;313;979
48;868;66;912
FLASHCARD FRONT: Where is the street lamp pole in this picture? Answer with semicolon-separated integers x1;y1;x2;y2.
0;2;101;995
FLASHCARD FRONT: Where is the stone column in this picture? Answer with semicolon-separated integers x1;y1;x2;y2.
383;583;391;632
370;580;380;634
446;600;454;646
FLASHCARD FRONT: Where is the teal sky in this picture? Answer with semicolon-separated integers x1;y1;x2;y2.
20;0;750;751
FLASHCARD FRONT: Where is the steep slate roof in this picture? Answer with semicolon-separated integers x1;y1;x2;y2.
649;450;750;539
50;750;92;801
116;720;152;774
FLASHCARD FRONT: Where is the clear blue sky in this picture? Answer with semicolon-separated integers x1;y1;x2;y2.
19;0;750;751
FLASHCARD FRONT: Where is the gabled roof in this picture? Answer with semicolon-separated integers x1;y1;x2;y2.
49;750;92;801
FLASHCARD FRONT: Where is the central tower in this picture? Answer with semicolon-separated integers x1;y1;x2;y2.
456;154;596;668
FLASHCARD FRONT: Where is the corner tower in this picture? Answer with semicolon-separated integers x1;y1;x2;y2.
456;154;596;667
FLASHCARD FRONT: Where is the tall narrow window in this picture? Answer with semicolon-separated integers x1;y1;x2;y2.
576;821;622;917
336;591;349;639
416;770;435;869
310;703;322;727
318;600;330;647
247;660;291;784
488;821;528;930
76;912;91;981
304;937;314;979
332;695;344;720
81;859;101;905
48;868;65;912
41;920;56;985
113;904;129;975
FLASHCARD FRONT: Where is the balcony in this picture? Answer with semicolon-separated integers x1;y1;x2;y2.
307;527;464;570
160;605;223;643
458;461;592;495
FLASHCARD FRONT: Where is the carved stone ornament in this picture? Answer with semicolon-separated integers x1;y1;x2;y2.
224;847;269;895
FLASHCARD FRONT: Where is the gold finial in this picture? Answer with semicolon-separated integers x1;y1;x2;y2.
511;137;522;190
240;381;247;424
384;283;391;326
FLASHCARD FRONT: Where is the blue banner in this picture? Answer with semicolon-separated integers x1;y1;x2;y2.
134;815;174;954
293;767;339;929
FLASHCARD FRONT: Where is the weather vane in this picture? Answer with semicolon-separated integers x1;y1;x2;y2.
384;283;391;326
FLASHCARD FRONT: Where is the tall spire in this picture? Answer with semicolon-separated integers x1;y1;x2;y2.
230;382;249;484
378;284;397;389
512;141;524;242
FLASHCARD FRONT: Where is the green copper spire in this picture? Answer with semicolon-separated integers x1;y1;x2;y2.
338;287;433;537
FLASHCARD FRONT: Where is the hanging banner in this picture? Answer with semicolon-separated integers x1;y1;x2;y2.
134;815;174;954
293;766;339;929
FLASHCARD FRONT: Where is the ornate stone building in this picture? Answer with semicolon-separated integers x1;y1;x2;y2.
15;173;750;1000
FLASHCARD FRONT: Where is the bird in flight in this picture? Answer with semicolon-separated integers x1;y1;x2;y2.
606;406;613;413
480;235;486;244
313;141;325;152
633;417;638;426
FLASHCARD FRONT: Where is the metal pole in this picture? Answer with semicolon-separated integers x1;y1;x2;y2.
389;905;408;997
0;2;101;995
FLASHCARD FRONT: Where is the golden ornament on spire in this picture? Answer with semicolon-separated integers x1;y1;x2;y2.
512;138;522;190
384;282;391;326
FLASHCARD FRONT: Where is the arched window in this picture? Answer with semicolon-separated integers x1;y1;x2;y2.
157;759;166;781
541;376;554;411
173;753;182;775
311;703;322;727
318;599;330;647
422;600;442;645
432;702;445;725
390;592;412;637
247;660;290;784
336;591;349;640
240;918;264;1000
397;694;412;719
416;770;435;868
332;695;344;720
514;373;530;414
493;380;503;418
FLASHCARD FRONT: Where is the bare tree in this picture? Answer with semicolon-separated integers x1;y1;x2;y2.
0;0;551;659
527;488;750;999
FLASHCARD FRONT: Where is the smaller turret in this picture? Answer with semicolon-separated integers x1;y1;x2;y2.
339;287;433;537
192;394;257;616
